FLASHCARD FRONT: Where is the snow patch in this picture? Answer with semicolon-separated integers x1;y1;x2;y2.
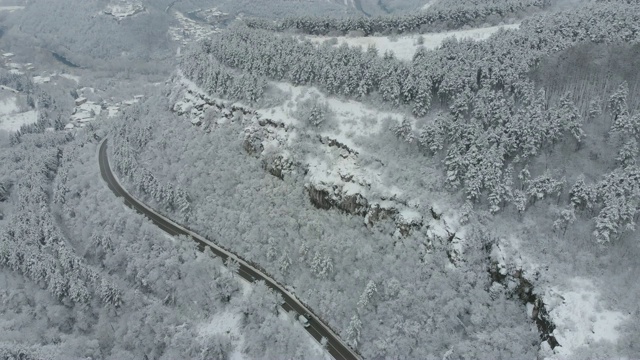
32;76;51;84
59;73;81;83
307;23;520;61
198;310;246;360
542;278;628;359
421;0;437;10
0;6;24;12
0;96;19;115
103;2;145;20
0;110;37;132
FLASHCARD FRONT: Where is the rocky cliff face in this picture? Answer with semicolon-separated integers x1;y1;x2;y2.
169;74;437;240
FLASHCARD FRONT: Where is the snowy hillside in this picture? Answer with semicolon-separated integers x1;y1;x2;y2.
1;0;640;359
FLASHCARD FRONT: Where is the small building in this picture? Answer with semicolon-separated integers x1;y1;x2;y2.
64;123;75;130
75;97;87;106
2;53;14;59
33;76;51;84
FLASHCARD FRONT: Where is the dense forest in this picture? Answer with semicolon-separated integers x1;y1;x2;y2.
245;0;550;35
109;95;540;359
182;3;640;244
0;85;322;358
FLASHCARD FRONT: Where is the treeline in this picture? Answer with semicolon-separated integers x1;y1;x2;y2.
194;26;434;117
244;0;548;36
180;47;267;104
192;4;640;118
569;82;640;243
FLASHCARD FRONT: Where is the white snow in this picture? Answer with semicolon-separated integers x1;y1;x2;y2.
107;106;120;118
542;278;628;359
33;76;51;84
103;2;144;20
60;73;81;83
421;0;437;10
307;23;520;61
494;236;629;360
0;96;19;115
0;93;37;132
0;110;37;132
398;208;422;224
0;6;24;12
198;310;246;360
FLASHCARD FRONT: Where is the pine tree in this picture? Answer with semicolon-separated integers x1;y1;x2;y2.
0;182;8;202
609;81;629;123
393;118;414;143
346;314;362;348
588;96;602;121
570;175;595;212
553;207;576;236
357;280;378;310
616;138;638;167
278;251;291;274
308;103;326;128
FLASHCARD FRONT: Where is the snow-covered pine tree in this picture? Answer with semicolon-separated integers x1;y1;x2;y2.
357;280;378;311
608;81;629;123
345;314;362;348
616;138;638;167
570;175;596;213
393;118;414;143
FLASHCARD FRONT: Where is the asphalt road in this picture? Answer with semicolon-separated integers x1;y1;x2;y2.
98;138;360;360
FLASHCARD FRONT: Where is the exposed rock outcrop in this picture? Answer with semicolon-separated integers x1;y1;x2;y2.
489;244;560;350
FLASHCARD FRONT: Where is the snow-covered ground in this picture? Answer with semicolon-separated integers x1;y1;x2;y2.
307;23;520;61
0;5;24;12
421;0;437;10
59;73;81;83
0;95;19;115
103;2;145;20
32;76;50;84
198;310;246;360
492;236;630;360
0;93;37;132
540;278;627;359
0;110;37;132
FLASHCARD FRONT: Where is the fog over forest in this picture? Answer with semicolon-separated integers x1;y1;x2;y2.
0;0;639;359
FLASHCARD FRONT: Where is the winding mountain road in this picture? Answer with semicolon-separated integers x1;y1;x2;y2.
98;138;360;360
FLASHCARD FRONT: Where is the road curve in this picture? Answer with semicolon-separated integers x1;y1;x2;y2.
98;138;360;360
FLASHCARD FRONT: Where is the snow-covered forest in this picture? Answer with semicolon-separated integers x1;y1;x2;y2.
1;0;640;359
